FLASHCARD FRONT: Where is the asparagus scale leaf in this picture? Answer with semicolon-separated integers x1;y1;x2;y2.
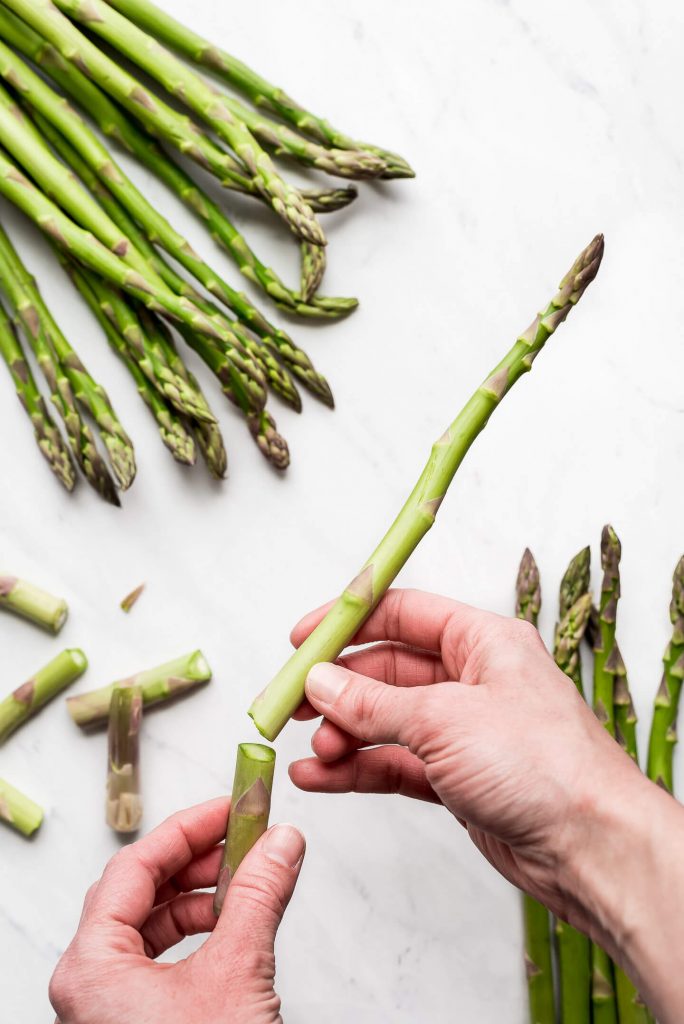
249;235;605;740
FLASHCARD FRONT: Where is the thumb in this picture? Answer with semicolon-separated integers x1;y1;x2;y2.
209;823;305;958
305;661;443;749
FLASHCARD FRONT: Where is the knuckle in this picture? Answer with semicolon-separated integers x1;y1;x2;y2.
231;946;276;985
350;681;385;733
49;954;76;1014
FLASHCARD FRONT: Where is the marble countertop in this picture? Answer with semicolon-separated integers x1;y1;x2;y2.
2;1;683;1020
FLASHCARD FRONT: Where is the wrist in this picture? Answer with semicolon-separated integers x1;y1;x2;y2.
560;756;684;1023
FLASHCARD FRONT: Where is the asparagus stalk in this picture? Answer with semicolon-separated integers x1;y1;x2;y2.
0;298;75;492
300;243;327;305
214;743;276;915
67;650;212;728
0;574;68;633
105;0;414;178
589;525;622;1024
0;648;88;743
249;234;605;739
515;550;555;1024
18;0;325;247
106;684;143;833
0;219;136;490
0;9;356;319
647;555;684;793
66;261;197;466
0;778;43;837
552;588;593;1024
558;546;591;691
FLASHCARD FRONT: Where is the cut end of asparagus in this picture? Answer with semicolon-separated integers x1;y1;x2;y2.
238;742;276;764
0;575;69;633
0;778;44;837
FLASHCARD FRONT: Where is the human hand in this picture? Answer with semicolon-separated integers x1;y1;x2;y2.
49;799;305;1024
288;588;643;929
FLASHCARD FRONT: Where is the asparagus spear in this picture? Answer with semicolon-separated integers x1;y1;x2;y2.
515;550;555;1024
300;243;327;305
0;574;68;633
214;743;276;915
67;262;197;466
14;0;325;247
249;234;605;739
0;648;88;743
0;9;356;319
0;778;43;837
0;225;120;503
552;588;593;1024
105;0;414;178
647;555;684;793
558;546;591;691
589;525;623;1024
0;218;136;490
106;684;143;833
67;650;212;728
0;299;75;492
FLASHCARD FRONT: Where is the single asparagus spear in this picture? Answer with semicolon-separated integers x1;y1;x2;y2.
20;0;325;248
0;778;43;837
0;10;356;320
610;653;655;1024
647;555;684;793
106;684;143;833
214;743;276;915
515;549;555;1024
0;298;75;491
553;587;593;1024
250;234;605;739
0;219;136;491
558;546;591;691
105;0;414;178
0;648;88;743
0;574;68;633
590;525;622;1024
67;263;196;466
67;650;211;728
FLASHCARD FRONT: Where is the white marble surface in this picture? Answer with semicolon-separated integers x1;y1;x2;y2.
2;0;684;1020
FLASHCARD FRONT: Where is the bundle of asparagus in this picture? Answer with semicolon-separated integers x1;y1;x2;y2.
0;0;413;501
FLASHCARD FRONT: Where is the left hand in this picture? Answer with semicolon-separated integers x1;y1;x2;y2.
49;798;305;1024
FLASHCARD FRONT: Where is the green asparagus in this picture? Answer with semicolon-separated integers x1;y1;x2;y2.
0;778;43;836
0;573;68;632
106;684;143;833
0;648;88;743
647;555;684;793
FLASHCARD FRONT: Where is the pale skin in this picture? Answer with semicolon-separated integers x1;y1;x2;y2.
51;588;684;1023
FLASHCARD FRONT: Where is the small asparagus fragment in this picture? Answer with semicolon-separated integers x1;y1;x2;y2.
67;650;211;729
0;299;75;491
214;743;276;915
66;261;196;466
0;10;356;319
647;555;684;793
250;234;605;739
515;549;554;1024
553;589;593;1024
106;685;143;833
0;778;43;836
120;583;145;613
0;648;88;743
0;574;68;633
39;0;326;247
105;0;414;177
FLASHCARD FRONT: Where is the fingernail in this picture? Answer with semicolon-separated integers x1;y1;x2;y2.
306;662;347;704
264;823;305;869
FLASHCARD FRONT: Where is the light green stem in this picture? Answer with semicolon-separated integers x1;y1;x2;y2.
0;778;43;836
249;235;605;740
0;649;88;743
214;743;276;915
67;650;211;728
0;574;68;632
107;685;143;833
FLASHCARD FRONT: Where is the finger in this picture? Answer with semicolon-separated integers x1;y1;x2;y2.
154;845;224;907
89;797;230;930
291;588;482;662
312;719;362;762
291;697;319;722
207;824;305;960
289;747;439;803
141;892;217;959
341;643;447;687
305;661;453;748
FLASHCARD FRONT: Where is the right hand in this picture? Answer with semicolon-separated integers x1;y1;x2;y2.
288;588;645;930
